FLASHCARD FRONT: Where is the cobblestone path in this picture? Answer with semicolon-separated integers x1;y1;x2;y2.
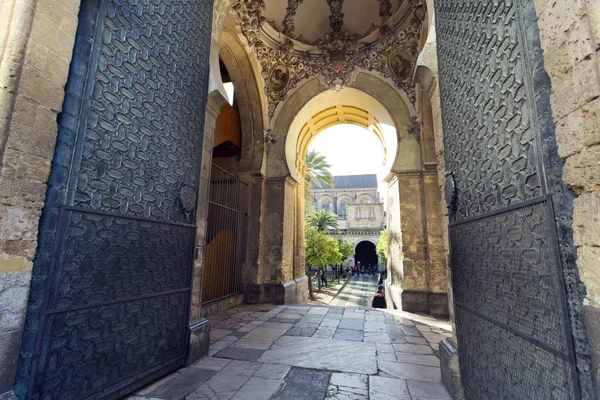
126;304;452;400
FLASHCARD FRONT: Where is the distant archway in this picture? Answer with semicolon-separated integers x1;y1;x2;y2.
355;241;378;269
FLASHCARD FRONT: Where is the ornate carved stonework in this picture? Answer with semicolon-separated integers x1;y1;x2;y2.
282;0;303;36
264;129;277;152
232;0;425;117
316;30;360;91
379;0;393;18
327;0;345;32
255;40;321;117
355;9;426;103
406;116;420;142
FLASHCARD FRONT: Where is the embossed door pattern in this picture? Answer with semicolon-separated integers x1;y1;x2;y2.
17;0;213;399
435;0;590;399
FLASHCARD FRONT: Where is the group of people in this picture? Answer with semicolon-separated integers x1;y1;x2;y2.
349;264;377;277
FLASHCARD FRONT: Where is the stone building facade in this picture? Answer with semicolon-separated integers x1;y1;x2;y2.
0;0;599;398
311;174;385;269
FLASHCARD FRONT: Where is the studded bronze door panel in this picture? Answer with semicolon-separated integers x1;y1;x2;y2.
435;0;593;398
16;1;213;399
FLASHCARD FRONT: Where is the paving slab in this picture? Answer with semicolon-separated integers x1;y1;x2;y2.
378;361;442;383
407;379;452;399
369;376;411;400
334;328;363;341
259;336;377;374
213;347;265;361
395;353;440;368
232;376;284;400
393;344;434;354
253;363;291;380
271;367;331;400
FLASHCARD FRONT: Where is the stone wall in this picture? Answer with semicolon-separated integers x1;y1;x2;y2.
534;0;600;393
0;0;79;394
346;204;385;230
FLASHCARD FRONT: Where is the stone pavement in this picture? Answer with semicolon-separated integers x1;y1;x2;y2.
329;275;380;307
126;304;452;400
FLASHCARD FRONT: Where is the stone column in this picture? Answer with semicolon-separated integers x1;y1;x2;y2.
294;175;309;303
187;94;226;364
396;172;429;313
386;171;434;313
239;171;266;301
422;168;449;316
249;175;302;304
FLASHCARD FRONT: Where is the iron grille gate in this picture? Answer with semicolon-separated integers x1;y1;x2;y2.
435;0;592;398
202;165;248;304
16;0;213;399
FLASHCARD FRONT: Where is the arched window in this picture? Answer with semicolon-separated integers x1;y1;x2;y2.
322;200;330;212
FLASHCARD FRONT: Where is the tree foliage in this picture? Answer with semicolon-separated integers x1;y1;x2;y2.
304;149;334;202
305;227;342;267
376;229;388;268
306;209;339;232
337;239;354;263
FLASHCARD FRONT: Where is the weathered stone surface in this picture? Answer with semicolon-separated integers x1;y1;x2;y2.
333;329;363;342
187;319;211;366
144;368;217;400
271;367;331;400
577;247;600;306
338;317;364;331
407;379;452;399
395;354;440;367
214;347;265;362
253;363;291;380
563;145;600;193
556;98;600;158
259;336;377;374
233;376;284;400
369;376;411;400
574;192;600;248
378;361;442;382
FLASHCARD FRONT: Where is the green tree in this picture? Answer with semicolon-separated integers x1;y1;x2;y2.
376;229;388;268
304;149;334;202
337;239;354;264
306;209;339;232
305;227;342;294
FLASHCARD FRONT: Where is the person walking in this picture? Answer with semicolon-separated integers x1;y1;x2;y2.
320;268;328;287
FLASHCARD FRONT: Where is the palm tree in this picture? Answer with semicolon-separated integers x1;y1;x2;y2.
307;209;339;232
304;149;334;202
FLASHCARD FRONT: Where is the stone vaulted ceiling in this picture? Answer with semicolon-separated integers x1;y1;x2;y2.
232;0;426;118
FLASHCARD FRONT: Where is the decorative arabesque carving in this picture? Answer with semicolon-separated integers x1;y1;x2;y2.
233;0;425;117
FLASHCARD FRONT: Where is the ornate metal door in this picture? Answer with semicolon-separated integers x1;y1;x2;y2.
15;0;213;398
435;0;594;399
